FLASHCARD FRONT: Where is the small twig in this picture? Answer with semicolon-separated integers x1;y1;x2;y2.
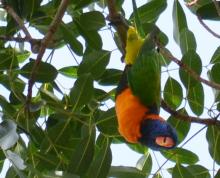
1;1;32;40
186;0;198;7
161;100;220;126
26;0;69;106
159;46;220;91
197;15;220;39
0;35;40;43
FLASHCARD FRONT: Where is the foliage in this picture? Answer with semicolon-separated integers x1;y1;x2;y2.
0;0;219;177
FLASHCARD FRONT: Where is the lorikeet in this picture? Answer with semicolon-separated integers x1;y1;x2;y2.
115;27;177;150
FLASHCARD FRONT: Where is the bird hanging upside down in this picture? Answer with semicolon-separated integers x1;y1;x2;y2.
115;26;177;150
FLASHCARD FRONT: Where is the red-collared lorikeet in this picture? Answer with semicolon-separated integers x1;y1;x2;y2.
115;26;177;150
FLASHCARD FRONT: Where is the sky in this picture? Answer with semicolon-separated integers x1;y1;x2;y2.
1;0;220;177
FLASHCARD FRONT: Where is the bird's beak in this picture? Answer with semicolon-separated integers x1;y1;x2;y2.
155;136;175;148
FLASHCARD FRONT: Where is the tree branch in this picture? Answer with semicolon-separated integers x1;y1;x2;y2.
106;0;129;56
197;15;220;39
161;100;220;126
1;1;32;40
158;46;220;91
26;0;69;106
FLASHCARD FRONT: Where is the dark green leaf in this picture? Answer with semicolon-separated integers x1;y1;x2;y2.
75;20;102;50
210;63;220;84
85;135;112;178
79;11;105;31
152;173;162;178
162;148;199;164
167;109;191;143
0;48;18;70
60;24;83;56
78;50;110;79
163;77;183;109
196;2;220;20
206;126;220;164
0;95;16;118
20;61;58;83
136;153;152;176
215;169;220;178
68;127;95;176
187;82;204;116
180;28;197;54
129;0;167;23
71;0;94;10
179;50;202;88
127;143;148;155
0;120;18;150
210;46;220;64
172;0;188;43
58;66;78;78
186;165;210;178
98;69;122;86
70;74;94;111
96;108;119;136
108;166;145;178
172;164;193;178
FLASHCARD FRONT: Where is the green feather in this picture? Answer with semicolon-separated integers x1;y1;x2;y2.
128;38;161;112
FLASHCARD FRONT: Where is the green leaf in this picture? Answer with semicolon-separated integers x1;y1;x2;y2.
206;126;220;164
187;82;204;116
60;24;83;56
16;50;31;63
98;69;122;86
58;66;78;78
78;50;110;80
163;77;183;109
152;173;162;178
0;95;16;118
0;48;18;70
136;153;152;176
68;127;95;176
196;2;220;21
127;143;148;155
20;61;58;83
186;165;211;178
180;28;197;55
167;109;191;143
179;50;202;89
172;0;188;44
70;74;94;111
210;63;220;84
96;108;119;136
75;20;102;50
0;120;18;150
172;164;193;178
79;11;105;31
85;135;112;178
129;0;167;23
210;46;220;64
215;169;220;178
162;148;199;164
128;49;161;110
108;166;146;178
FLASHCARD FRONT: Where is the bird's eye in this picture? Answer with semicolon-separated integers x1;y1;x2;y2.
155;136;174;148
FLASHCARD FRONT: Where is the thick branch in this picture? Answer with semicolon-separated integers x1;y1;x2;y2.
1;1;32;40
159;47;220;91
106;0;128;55
161;100;220;126
26;0;69;106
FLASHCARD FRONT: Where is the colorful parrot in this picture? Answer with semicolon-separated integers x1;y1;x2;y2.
115;27;177;150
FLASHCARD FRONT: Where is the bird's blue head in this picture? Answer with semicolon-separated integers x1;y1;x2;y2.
138;119;178;150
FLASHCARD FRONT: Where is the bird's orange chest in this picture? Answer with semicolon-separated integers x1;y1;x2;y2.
115;88;149;143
